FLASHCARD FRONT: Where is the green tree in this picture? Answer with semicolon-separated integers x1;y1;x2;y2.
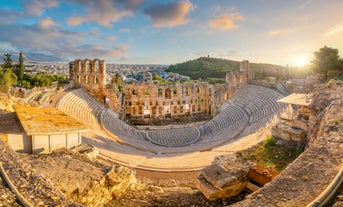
18;51;24;80
2;53;13;70
311;46;341;80
0;69;17;92
153;73;163;82
111;73;123;85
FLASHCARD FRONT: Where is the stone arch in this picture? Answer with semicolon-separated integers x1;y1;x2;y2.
185;87;189;96
76;60;81;72
132;107;137;115
233;73;238;84
192;105;195;112
173;106;178;114
139;106;143;115
94;59;99;72
165;88;171;99
126;107;131;116
93;76;98;84
158;88;163;97
84;76;90;84
152;106;157;115
158;106;163;115
132;89;137;95
180;105;184;113
143;72;153;82
84;60;90;72
173;88;178;96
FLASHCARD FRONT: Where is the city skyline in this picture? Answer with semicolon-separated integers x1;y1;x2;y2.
1;0;343;66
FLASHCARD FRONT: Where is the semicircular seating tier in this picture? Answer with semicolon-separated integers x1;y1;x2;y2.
145;127;201;147
231;84;287;137
56;88;104;129
55;85;285;153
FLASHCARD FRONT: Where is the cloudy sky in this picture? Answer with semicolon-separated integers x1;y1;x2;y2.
1;0;343;66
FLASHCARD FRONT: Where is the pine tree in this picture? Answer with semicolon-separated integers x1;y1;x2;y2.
2;53;13;70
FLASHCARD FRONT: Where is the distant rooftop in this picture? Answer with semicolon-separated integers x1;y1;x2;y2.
14;106;88;135
277;93;312;106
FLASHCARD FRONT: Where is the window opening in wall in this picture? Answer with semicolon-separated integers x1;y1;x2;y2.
185;87;189;96
132;89;137;95
158;88;163;97
94;76;98;84
173;88;178;95
85;76;89;84
165;88;171;99
95;60;99;72
85;61;89;72
145;88;150;95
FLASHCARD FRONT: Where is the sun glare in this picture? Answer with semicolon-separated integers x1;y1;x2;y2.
294;54;310;67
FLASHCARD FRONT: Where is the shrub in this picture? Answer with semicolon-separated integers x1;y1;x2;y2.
265;135;276;146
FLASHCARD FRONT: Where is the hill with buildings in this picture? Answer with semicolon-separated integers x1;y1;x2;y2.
166;57;285;80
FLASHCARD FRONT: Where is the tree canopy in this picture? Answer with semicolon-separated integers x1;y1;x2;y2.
311;46;341;79
2;53;13;70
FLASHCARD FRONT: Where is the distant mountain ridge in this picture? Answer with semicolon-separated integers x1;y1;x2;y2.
166;57;285;80
0;51;65;62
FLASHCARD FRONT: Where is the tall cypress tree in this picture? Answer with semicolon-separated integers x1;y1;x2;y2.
19;51;24;80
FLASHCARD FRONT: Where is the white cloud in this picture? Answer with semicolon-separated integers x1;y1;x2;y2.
267;28;295;36
208;14;242;31
21;0;58;16
144;0;195;27
66;0;145;27
323;22;343;37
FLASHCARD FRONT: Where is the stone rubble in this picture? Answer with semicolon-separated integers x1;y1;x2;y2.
196;153;254;200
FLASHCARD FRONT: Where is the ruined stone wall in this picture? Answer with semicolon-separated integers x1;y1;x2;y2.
69;59;252;124
69;59;107;102
123;79;213;120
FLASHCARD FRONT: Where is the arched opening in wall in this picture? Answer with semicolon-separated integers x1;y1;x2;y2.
180;106;184;113
77;75;81;83
225;92;229;100
85;76;90;84
159;107;163;115
173;88;178;96
233;74;237;84
126;107;131;116
192;105;195;113
152;106;157;115
184;104;190;115
185;87;189;96
132;89;137;96
77;61;81;72
173;106;178;114
158;88;163;97
94;76;98;84
209;88;212;96
143;106;150;118
165;88;171;99
85;60;90;72
240;74;244;83
198;104;201;111
139;106;143;115
197;87;200;93
94;60;99;72
132;107;137;115
208;104;211;115
144;88;150;95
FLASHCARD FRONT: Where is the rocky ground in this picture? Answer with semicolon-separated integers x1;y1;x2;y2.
0;176;21;206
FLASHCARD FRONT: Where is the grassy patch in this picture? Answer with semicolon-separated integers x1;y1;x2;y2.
242;137;305;172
